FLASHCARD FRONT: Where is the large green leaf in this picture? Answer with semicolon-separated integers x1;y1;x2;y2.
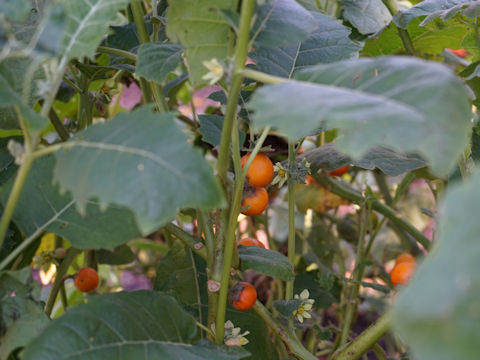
0;60;48;132
299;144;426;176
393;169;480;360
249;12;361;78
60;0;129;61
238;246;294;281
0;268;48;360
54;106;224;235
136;43;183;84
250;0;316;48
340;0;392;34
166;0;234;85
394;0;470;28
0;0;31;22
154;244;207;312
1;156;142;249
249;56;472;176
22;291;249;360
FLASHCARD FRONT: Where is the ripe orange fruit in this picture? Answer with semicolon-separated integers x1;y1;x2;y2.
328;165;349;177
74;267;99;293
390;261;416;286
241;187;268;216
241;153;274;187
237;237;265;248
395;253;415;266
228;282;257;311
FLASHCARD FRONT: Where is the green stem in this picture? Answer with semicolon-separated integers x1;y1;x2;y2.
333;311;393;360
215;0;256;183
197;210;215;267
47;106;69;141
164;223;207;260
285;142;296;300
314;175;431;250
339;207;368;347
382;0;415;56
240;68;286;85
0;155;34;249
62;76;83;94
214;126;270;344
45;248;81;316
131;1;150;44
96;46;137;62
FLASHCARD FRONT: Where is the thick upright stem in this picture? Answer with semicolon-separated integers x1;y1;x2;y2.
0;155;33;248
285;142;296;300
215;0;255;183
214;127;270;344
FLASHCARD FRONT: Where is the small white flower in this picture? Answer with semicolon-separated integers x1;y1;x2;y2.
293;289;315;323
271;162;288;187
202;58;225;85
212;320;250;347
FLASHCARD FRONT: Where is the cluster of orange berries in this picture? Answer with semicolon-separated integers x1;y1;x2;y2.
390;253;416;286
240;153;274;216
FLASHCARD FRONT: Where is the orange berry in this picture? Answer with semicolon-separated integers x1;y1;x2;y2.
241;187;268;216
390;261;416;286
237;237;265;248
328;165;349;177
74;267;99;293
395;253;415;266
241;153;274;187
228;282;257;311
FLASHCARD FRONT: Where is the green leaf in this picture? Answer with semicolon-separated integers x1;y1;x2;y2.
300;144;426;176
154;244;207;311
295;271;340;309
96;244;136;265
250;0;317;48
1;156;142;250
0;297;50;360
60;0;129;61
0;269;47;359
249;56;472;176
363;17;470;56
238;246;294;281
273;299;302;317
22;291;249;360
250;12;361;78
340;0;392;34
394;0;471;28
166;0;234;85
54;106;224;235
136;43;183;84
393;169;480;360
198;114;245;147
0;0;31;22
